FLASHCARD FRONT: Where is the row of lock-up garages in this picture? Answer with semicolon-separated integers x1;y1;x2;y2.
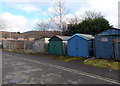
33;28;120;61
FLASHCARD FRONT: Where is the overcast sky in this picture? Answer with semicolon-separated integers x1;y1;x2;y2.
0;0;119;32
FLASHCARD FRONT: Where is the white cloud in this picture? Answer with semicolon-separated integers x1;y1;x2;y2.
75;0;119;27
22;5;39;12
2;0;118;32
33;18;40;24
46;0;119;27
15;4;40;13
1;12;31;32
87;0;119;27
63;14;76;23
48;7;53;13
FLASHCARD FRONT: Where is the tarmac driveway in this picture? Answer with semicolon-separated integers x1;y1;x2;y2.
2;50;120;84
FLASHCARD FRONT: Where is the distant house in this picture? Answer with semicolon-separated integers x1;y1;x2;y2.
2;37;35;50
0;38;4;48
48;35;70;55
3;39;26;49
67;34;94;57
33;36;50;53
23;38;35;50
2;38;14;49
28;38;35;41
94;28;120;60
17;38;25;40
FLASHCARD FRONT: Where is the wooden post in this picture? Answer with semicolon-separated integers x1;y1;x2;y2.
24;41;25;49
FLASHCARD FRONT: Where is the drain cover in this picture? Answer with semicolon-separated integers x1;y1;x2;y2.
10;78;23;83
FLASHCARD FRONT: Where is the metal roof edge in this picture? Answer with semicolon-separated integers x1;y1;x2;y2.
48;35;63;41
67;33;92;40
35;36;50;41
95;27;120;36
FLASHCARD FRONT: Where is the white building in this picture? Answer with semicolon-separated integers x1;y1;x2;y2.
33;36;50;53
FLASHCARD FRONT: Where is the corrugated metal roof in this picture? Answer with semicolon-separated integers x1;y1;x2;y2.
67;33;94;40
78;34;94;39
55;35;70;41
7;40;26;42
95;28;120;36
35;36;50;41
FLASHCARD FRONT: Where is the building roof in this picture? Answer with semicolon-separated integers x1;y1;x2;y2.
49;35;70;41
67;33;94;40
55;35;70;41
3;38;27;41
34;36;50;41
6;40;26;42
95;28;120;36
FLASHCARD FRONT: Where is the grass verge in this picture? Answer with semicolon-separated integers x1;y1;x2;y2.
3;49;120;71
3;49;47;55
48;55;85;62
83;58;120;71
3;49;32;54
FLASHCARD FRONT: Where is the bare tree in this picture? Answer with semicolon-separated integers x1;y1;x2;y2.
49;0;68;32
37;21;49;31
35;0;68;35
82;10;104;20
0;17;6;30
37;20;59;30
68;15;81;24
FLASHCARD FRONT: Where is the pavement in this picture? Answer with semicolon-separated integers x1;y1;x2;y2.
2;50;120;84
